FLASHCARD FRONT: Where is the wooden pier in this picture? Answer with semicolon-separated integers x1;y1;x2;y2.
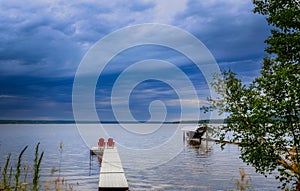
90;146;104;156
91;147;129;191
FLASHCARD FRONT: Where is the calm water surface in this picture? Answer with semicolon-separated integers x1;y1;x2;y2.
0;124;279;190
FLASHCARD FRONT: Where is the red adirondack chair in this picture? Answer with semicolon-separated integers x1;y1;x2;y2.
107;138;114;148
98;138;105;148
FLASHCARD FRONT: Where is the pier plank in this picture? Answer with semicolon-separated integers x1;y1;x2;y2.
101;162;124;173
99;173;128;188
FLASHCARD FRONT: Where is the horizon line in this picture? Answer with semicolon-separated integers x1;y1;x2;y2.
0;119;225;124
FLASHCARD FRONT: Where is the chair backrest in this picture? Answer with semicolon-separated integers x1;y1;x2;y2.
107;138;114;148
98;138;105;148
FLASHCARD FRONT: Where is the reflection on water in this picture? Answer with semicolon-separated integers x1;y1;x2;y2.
0;124;279;191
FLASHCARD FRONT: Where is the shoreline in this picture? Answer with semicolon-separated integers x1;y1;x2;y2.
0;119;226;125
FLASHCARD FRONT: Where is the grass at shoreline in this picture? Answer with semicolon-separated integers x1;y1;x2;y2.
0;143;76;191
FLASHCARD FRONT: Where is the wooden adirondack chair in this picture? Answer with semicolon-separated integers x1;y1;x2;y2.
98;138;105;148
107;138;114;148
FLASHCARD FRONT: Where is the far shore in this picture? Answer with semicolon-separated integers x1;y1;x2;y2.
0;119;226;124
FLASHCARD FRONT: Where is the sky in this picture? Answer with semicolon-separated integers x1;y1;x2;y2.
0;0;271;121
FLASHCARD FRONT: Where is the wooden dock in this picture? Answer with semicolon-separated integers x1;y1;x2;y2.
91;147;128;191
90;146;104;156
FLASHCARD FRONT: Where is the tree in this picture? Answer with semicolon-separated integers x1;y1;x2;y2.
205;0;300;190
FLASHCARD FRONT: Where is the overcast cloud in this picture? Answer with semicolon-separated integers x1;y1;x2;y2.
0;0;270;120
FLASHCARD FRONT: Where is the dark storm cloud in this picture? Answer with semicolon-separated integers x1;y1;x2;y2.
0;75;74;119
174;0;270;61
0;0;270;120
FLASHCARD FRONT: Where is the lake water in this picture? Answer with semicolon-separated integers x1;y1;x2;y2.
0;124;279;190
